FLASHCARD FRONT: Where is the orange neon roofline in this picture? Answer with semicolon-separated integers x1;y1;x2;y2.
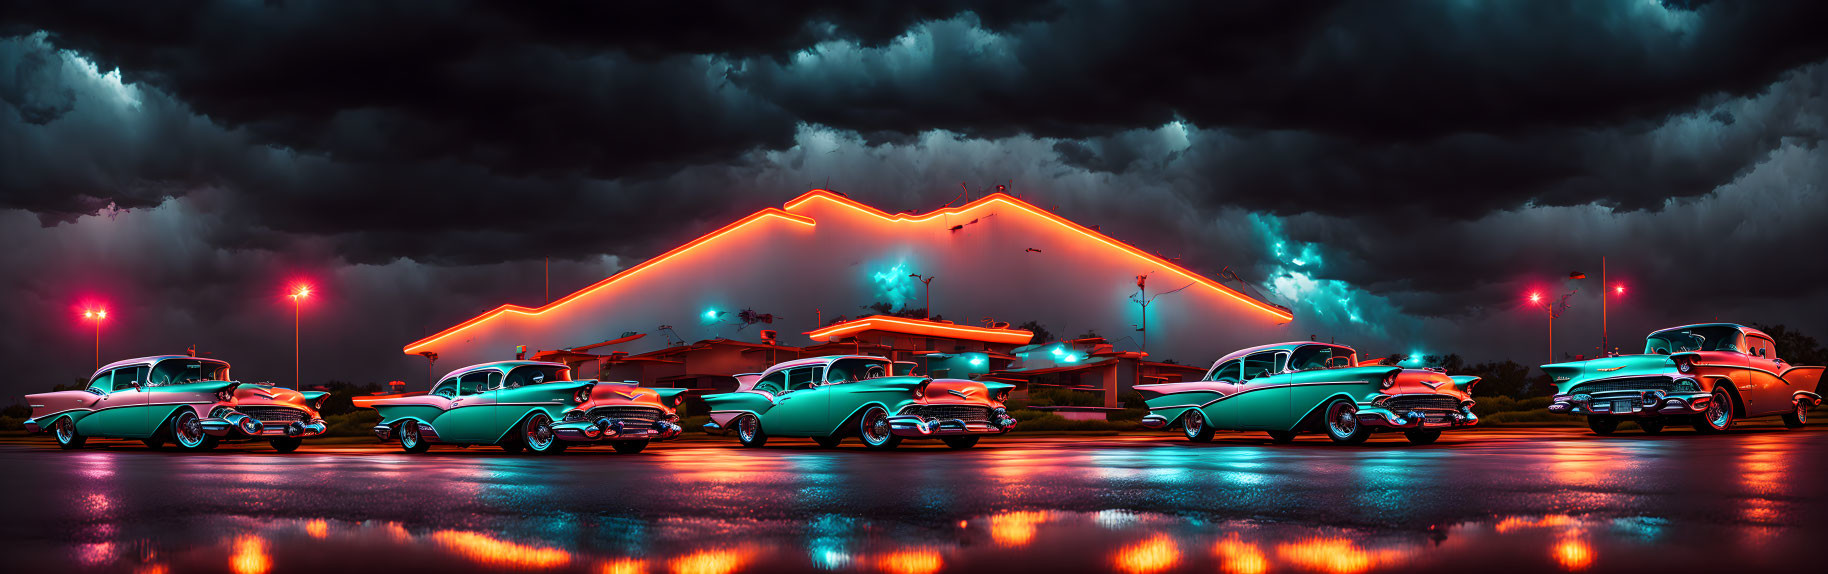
401;209;815;354
806;315;1036;345
405;189;1292;355
784;190;1294;322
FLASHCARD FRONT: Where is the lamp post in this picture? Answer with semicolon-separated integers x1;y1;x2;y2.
909;273;935;319
82;308;107;370
289;284;311;389
1601;257;1626;356
1530;272;1583;363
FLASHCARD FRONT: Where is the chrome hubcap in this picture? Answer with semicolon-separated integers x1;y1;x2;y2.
1183;411;1204;437
56;419;73;442
862;409;889;444
526;416;553;449
401;422;419;447
175;412;203;446
1707;390;1731;427
738;416;757;442
1328;402;1358;437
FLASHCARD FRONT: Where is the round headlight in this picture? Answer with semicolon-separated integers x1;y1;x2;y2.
573;384;594;404
1379;372;1397;389
912;384;926;400
1676;357;1694;373
216;389;234;403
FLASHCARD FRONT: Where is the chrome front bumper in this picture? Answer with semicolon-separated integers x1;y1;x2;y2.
1548;391;1711;417
887;408;1017;437
200;409;328;438
553;417;683;442
1356;406;1479;430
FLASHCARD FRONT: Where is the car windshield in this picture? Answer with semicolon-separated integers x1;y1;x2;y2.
147;359;229;386
1645;326;1743;354
503;365;569;388
826;358;892;383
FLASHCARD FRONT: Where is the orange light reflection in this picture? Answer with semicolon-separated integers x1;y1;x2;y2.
600;558;649;574
1113;534;1180;574
229;536;271;574
669;548;756;574
1553;538;1594;571
989;511;1053;547
1212;534;1268;574
430;530;572;569
874;549;944;574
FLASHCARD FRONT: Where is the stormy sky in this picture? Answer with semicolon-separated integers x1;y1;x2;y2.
4;1;1827;396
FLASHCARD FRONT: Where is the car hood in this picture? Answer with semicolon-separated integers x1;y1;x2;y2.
233;384;318;413
917;378;1000;406
1542;354;1676;387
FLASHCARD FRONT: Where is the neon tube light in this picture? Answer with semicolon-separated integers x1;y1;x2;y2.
807;315;1035;344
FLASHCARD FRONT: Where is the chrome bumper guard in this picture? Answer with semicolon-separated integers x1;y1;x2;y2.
1139;414;1169;429
1356;406;1478;430
1548;391;1710;416
371;421;440;442
888;408;1017;437
554;417;684;442
201;410;266;437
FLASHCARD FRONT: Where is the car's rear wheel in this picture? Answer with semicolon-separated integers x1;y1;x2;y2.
1323;399;1370;445
1182;409;1215;443
1782;401;1807;429
1587;416;1619;435
1693;387;1735;433
1266;430;1297;444
1403;430;1442;445
1638;418;1667;434
270;438;303;453
612;440;649;454
736;414;768;448
522;413;563;454
172;409;216;451
941;436;980;449
812;436;843;448
859;406;901;450
54;417;85;450
398;420;430;453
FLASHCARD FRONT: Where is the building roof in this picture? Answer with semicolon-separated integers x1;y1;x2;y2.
403;189;1294;355
806;315;1035;345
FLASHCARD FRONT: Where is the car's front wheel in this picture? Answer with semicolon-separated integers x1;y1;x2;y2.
1182;409;1215;442
735;414;768;448
522;413;564;454
1693;387;1736;433
171;409;217;451
54;417;86;450
1323;399;1371;445
858;406;901;450
941;436;980;449
1403;430;1442;445
1782;401;1807;429
270;438;303;453
398;420;430;453
1587;416;1619;435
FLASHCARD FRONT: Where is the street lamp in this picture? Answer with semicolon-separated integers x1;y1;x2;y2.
909;273;935;319
1601;256;1626;356
82;308;107;370
1529;272;1583;363
289;284;311;389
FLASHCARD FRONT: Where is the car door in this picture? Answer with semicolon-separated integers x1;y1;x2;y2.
1202;359;1246;429
1743;335;1785;415
767;367;829;435
439;370;502;443
1235;351;1291;429
79;369;127;436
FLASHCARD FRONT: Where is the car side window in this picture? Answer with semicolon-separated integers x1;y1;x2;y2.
459;372;493;395
1206;359;1241;383
115;366;147;390
754;370;787;394
87;370;113;393
1749;336;1777;359
786;367;816;392
1243;352;1279;381
1273;352;1289;373
432;378;459;398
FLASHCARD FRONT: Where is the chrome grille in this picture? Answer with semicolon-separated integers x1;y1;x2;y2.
1570;377;1686;395
1384;395;1461;411
902;405;992;421
587;406;663;425
239;406;308;423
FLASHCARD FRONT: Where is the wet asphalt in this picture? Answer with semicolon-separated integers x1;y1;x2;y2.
3;426;1823;573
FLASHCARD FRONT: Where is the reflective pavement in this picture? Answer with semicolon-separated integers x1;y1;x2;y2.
4;427;1824;573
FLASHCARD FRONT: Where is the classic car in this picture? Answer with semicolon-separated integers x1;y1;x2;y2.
1136;342;1480;444
356;361;686;454
24;355;329;452
1544;323;1824;434
701;355;1018;449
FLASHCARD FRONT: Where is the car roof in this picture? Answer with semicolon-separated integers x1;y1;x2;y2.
440;360;568;381
95;355;228;377
1649;323;1769;340
762;355;889;374
1212;342;1355;366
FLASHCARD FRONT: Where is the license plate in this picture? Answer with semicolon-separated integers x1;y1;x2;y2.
1612;400;1634;413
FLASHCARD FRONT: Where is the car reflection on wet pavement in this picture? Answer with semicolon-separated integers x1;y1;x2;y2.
4;427;1824;573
